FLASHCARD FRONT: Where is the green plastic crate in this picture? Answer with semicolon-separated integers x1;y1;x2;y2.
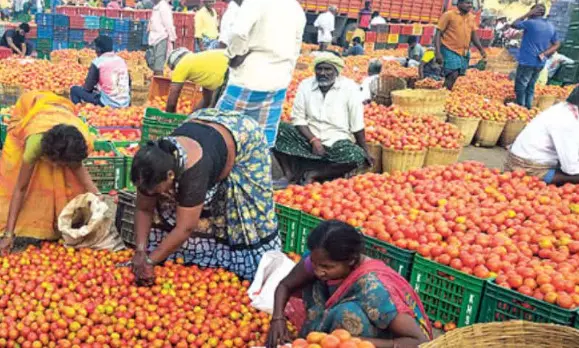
144;107;188;125
84;141;125;193
36;38;52;51
0;121;6;149
478;280;576;326
296;213;324;254
575;310;579;329
141;108;189;142
69;42;86;49
363;236;414;280
114;141;139;192
275;204;302;253
410;255;486;328
100;17;115;30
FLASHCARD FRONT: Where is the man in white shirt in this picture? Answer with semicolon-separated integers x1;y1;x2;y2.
146;0;177;75
273;52;371;184
370;11;387;28
215;0;306;148
360;59;382;103
505;86;579;185
314;6;337;51
218;0;242;47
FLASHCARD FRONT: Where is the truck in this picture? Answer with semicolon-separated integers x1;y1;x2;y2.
299;0;484;46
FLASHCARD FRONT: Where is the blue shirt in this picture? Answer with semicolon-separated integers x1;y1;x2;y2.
513;18;558;68
346;44;364;56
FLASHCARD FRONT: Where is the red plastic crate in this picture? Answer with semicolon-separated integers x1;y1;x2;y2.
365;31;377;43
401;24;413;35
28;26;37;39
420;35;433;45
120;10;135;19
90;8;106;16
69;16;85;29
0;47;12;60
398;43;409;49
422;25;435;36
105;9;121;18
77;7;91;16
84;29;99;43
133;10;152;20
389;23;401;34
57;6;78;16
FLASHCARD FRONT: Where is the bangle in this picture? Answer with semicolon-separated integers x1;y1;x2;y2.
145;254;157;266
136;243;147;252
271;317;285;322
309;137;320;144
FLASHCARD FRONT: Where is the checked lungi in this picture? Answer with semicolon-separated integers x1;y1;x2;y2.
216;84;287;148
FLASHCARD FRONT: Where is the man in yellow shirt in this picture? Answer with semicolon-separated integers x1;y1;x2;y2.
166;48;229;113
195;0;219;51
435;0;486;90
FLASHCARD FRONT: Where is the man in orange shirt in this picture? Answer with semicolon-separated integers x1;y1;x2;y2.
434;0;486;90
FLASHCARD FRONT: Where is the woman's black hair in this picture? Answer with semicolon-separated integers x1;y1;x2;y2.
130;139;177;192
307;220;364;262
41;124;88;163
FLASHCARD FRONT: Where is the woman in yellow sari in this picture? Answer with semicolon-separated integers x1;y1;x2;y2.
0;91;99;254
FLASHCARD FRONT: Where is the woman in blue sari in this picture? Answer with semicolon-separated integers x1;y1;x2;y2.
267;220;432;347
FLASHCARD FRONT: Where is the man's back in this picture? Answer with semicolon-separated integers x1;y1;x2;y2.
228;0;306;91
93;53;130;108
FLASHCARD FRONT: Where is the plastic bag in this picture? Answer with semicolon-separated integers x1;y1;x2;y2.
58;193;125;251
247;251;296;314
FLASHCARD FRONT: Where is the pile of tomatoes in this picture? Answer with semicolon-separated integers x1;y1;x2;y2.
0;244;270;347
275;162;579;309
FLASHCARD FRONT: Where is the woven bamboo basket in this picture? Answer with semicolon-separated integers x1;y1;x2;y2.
474;119;506;147
381;147;426;173
391;89;449;115
432;112;448;123
499;119;527;147
533;94;557;111
419;320;579;348
131;85;150;106
367;143;382;173
447;115;481;146
374;76;407;106
1;83;23;106
424;146;462;167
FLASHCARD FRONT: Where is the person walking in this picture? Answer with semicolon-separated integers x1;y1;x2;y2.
435;0;486;90
216;0;306;148
146;0;177;76
512;4;560;109
314;5;336;51
195;0;219;51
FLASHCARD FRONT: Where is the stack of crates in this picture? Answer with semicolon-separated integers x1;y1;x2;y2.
174;13;195;51
548;0;575;41
141;20;149;47
127;20;144;51
53;14;70;50
35;14;53;58
112;18;131;51
557;4;579;84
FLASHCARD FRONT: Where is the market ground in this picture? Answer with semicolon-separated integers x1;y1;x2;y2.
272;145;509;179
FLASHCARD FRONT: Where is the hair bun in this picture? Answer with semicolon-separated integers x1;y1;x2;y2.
146;140;156;147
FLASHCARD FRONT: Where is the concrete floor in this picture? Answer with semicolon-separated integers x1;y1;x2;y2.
458;145;508;170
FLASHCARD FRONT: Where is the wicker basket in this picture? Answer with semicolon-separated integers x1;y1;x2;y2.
424;147;462;167
381;147;426;173
367;143;382;173
131;85;150;106
419;320;579;348
533;95;557;111
432;112;448;123
374;76;407;106
474;119;506;147
391;89;449;115
499;119;527;147
448;115;481;146
0;83;23;106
